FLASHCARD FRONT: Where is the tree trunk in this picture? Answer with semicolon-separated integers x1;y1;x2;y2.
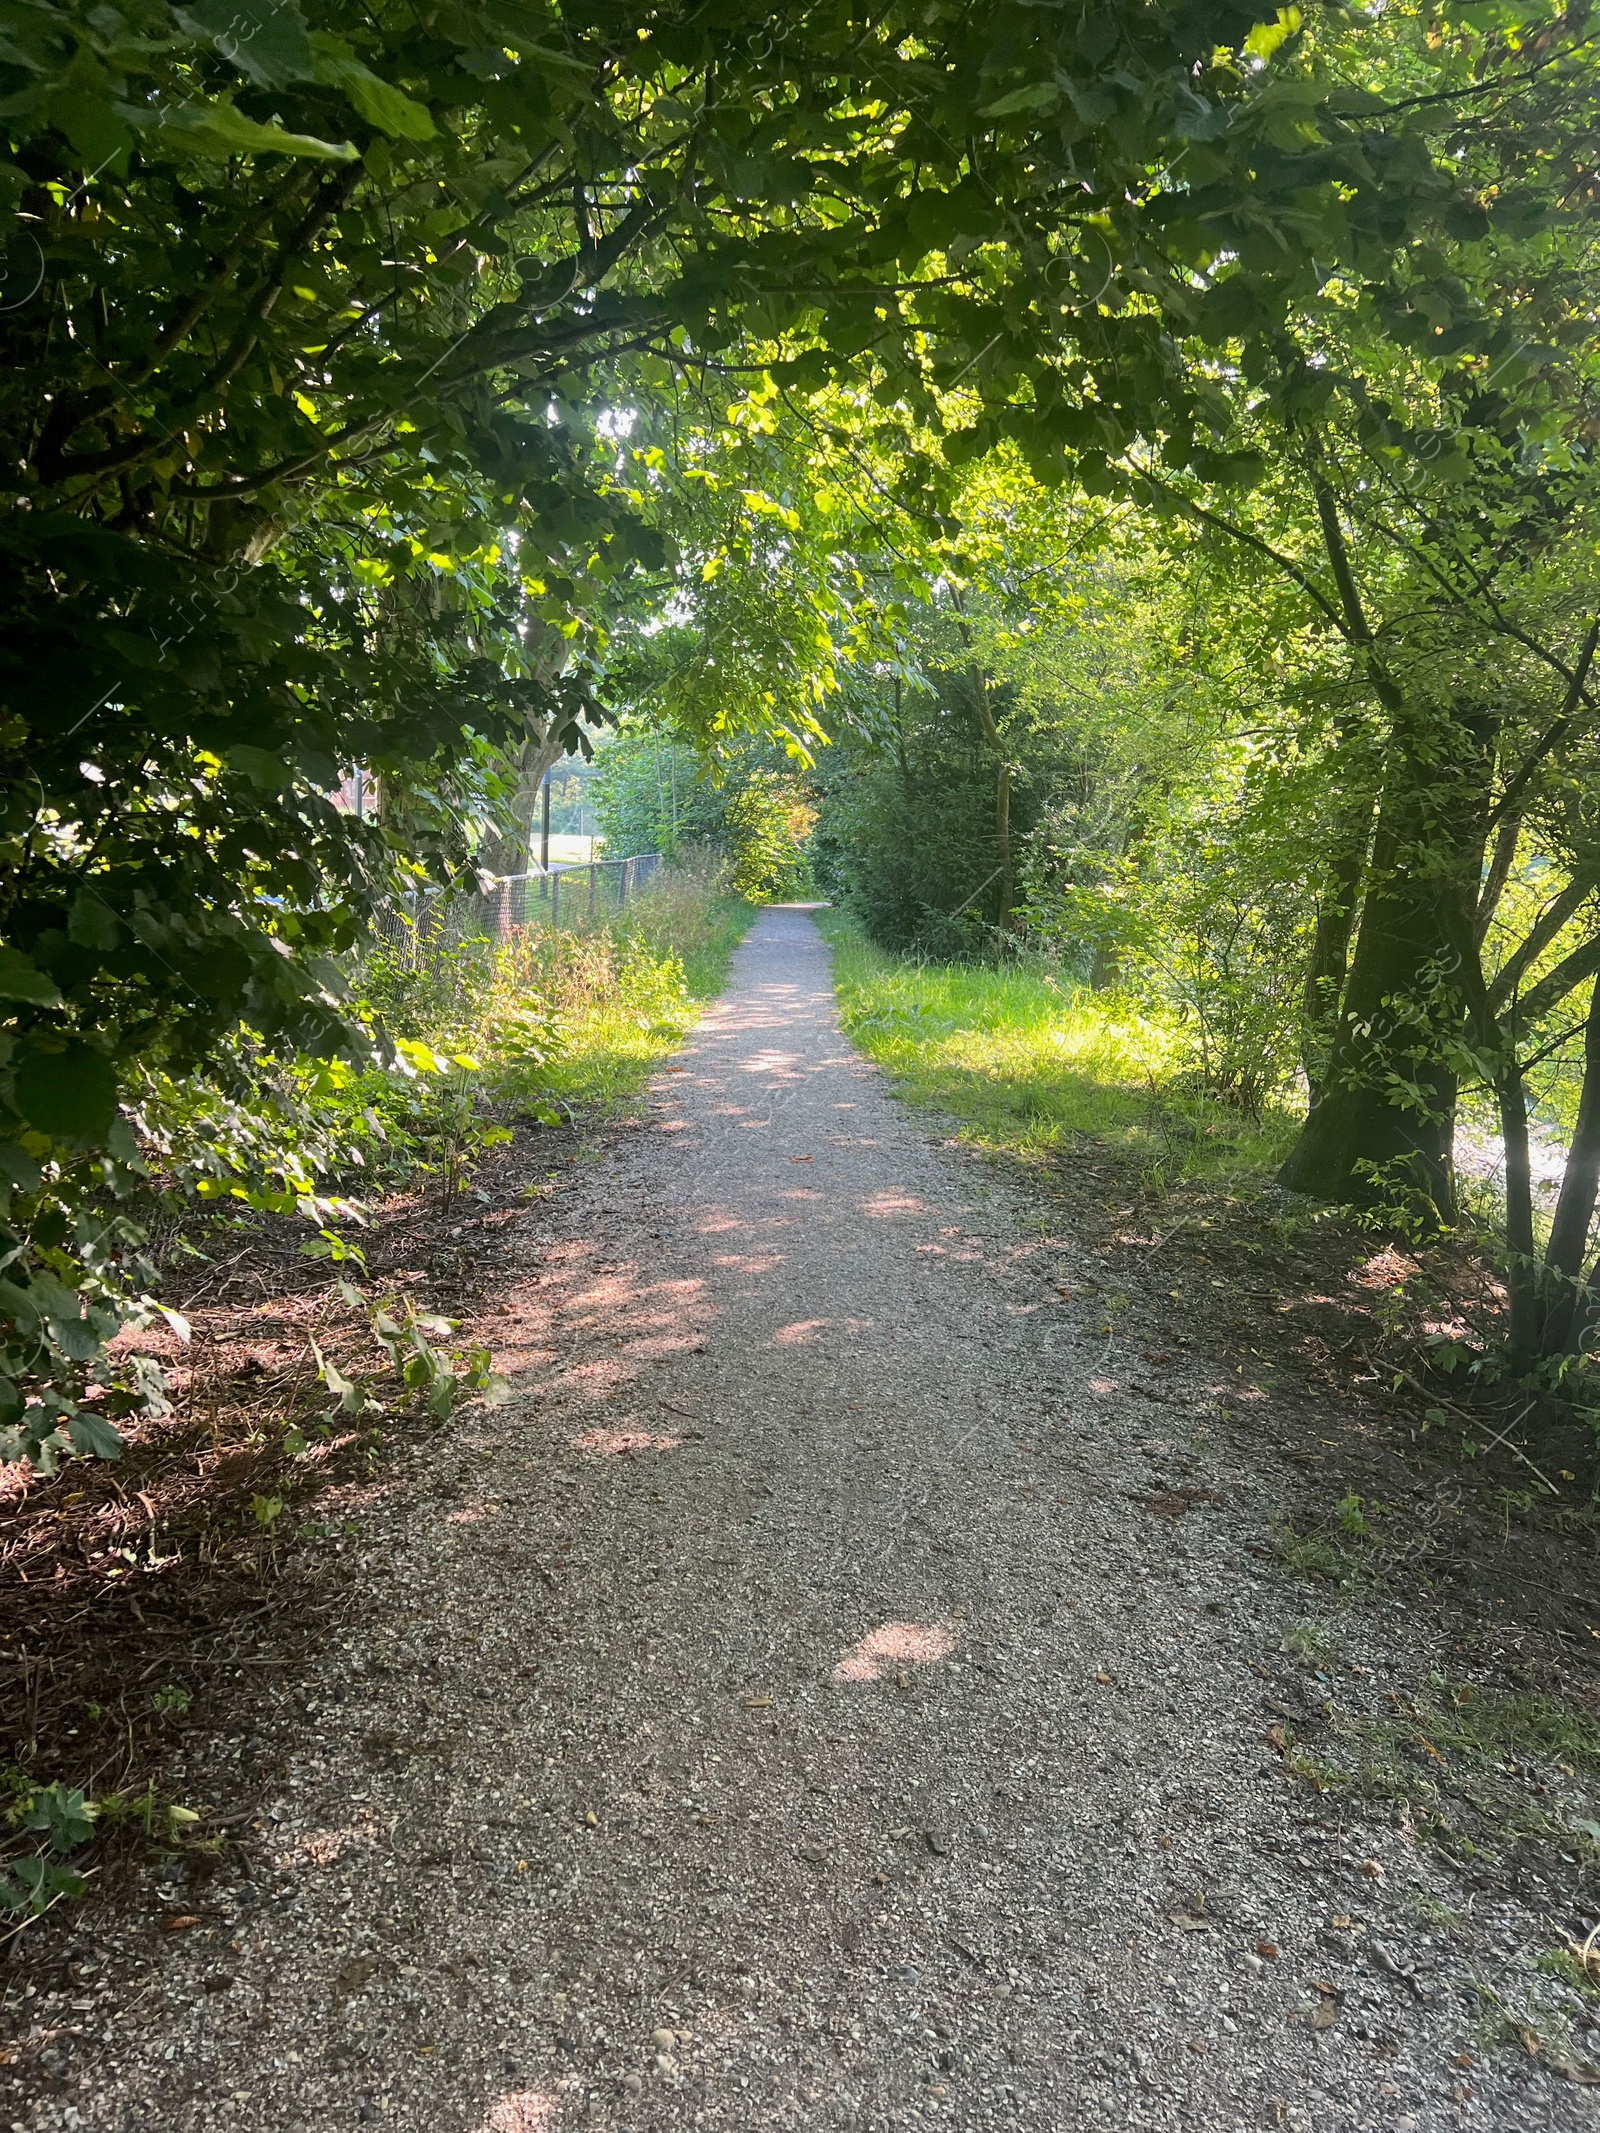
994;755;1013;928
1301;796;1373;1106
1278;718;1492;1223
1496;1056;1541;1366
950;603;1015;934
1537;976;1600;1356
1279;477;1492;1219
499;722;576;877
966;666;1013;929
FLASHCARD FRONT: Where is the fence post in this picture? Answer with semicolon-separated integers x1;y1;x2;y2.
589;862;597;920
552;870;561;927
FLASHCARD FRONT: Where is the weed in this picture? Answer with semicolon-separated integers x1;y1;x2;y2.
1540;1929;1600;2003
1272;1521;1361;1585
1302;1678;1600;1868
1409;1890;1469;1933
0;1780;98;1922
1335;1491;1370;1537
1467;1981;1600;2076
1281;1620;1341;1667
1284;1745;1347;1794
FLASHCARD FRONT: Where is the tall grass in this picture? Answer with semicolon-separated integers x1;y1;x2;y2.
363;856;753;1124
530;863;754;1108
817;911;1297;1184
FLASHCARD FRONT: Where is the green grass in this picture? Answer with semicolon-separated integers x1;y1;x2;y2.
1274;1673;1600;1865
533;870;755;1112
815;910;1296;1183
354;866;756;1158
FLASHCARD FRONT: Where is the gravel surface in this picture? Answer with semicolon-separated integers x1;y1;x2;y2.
17;908;1600;2130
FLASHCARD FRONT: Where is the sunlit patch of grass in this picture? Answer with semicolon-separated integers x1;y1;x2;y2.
815;913;1295;1182
498;868;755;1116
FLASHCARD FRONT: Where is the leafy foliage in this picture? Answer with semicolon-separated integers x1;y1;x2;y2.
592;729;814;898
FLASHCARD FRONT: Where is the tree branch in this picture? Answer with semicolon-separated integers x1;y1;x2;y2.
1488;870;1600;1012
1486;619;1600;832
1513;923;1600;1031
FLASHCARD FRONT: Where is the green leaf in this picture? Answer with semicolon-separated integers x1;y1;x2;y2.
0;1855;86;1915
157;99;358;163
20;1782;98;1852
980;82;1061;119
0;1144;41;1192
48;1315;103;1364
310;1336;361;1412
29;1274;85;1323
0;1278;39;1332
66;1411;123;1461
176;0;316;89
67;893;122;952
13;1045;118;1141
310;36;436;141
1245;7;1302;60
45;89;135;173
0;948;63;1007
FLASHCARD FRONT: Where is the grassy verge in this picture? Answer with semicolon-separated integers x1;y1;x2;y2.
361;860;754;1144
534;866;754;1111
815;910;1297;1185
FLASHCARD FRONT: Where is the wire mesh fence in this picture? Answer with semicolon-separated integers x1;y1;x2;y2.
371;853;663;966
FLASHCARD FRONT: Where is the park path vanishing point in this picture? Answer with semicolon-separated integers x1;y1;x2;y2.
48;910;1589;2132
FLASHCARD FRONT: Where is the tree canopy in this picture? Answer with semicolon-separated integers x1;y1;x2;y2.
7;0;1600;1457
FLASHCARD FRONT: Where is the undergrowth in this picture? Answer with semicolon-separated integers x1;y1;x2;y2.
816;912;1297;1184
1274;1660;1600;1872
346;857;754;1172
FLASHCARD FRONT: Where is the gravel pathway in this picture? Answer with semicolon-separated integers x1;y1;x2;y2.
35;909;1596;2131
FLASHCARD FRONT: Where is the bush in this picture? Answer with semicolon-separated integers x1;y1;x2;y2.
591;729;815;898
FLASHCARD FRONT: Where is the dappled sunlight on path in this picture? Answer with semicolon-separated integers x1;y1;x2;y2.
72;905;1496;2133
830;1619;961;1683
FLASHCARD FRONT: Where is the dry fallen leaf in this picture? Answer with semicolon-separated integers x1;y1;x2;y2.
742;1695;772;1709
162;1915;201;1933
